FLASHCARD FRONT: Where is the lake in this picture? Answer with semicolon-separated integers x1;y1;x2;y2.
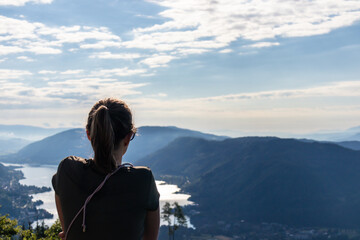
2;163;194;227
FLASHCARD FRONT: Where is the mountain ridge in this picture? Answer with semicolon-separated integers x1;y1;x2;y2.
0;124;69;141
135;136;360;228
0;126;227;165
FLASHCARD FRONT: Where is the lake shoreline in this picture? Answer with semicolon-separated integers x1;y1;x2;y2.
1;162;195;227
0;162;53;225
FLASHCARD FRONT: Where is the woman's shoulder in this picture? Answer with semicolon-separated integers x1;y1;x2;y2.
57;155;89;173
52;156;90;194
62;155;87;163
126;165;155;181
131;165;153;174
61;155;87;164
132;165;151;170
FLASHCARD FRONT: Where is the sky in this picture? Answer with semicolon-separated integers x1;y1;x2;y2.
0;0;360;137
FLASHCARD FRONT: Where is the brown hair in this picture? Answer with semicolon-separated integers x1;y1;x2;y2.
86;98;136;173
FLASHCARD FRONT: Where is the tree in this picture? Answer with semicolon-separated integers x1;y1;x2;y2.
161;201;187;240
162;202;173;240
44;219;62;239
34;220;47;238
0;214;20;239
0;213;63;240
173;202;187;240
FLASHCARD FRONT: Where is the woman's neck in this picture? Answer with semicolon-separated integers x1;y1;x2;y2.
114;152;123;167
115;160;122;167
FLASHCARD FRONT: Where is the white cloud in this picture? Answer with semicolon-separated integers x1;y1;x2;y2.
219;48;233;53
0;69;32;80
80;41;122;49
122;0;360;59
140;72;156;77
177;48;210;55
38;70;57;74
126;80;360;134
0;45;24;55
128;81;360;118
157;93;167;97
2;0;358;72
28;46;62;54
0;0;52;6
0;76;147;110
17;56;35;61
140;54;177;68
147;92;168;98
238;51;258;56
0;0;359;74
89;52;143;59
135;14;160;20
39;26;121;44
60;69;84;75
68;48;78;52
46;78;147;100
91;68;148;77
194;81;360;102
1;76;360;133
245;42;280;48
0;15;121;55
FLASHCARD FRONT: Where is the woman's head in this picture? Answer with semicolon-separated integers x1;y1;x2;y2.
86;98;136;173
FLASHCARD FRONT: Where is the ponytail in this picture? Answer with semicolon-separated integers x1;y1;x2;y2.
86;98;136;173
90;105;116;173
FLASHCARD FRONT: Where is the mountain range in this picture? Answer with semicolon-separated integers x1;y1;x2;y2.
0;124;68;141
0;124;68;155
0;123;359;156
298;125;360;141
0;126;226;165
136;137;360;228
1;125;360;229
0;138;30;156
0;128;92;165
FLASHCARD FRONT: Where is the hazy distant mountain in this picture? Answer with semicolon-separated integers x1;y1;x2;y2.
299;125;360;141
136;137;360;228
298;139;360;151
335;141;360;151
345;132;360;141
0;128;92;165
0;124;68;141
125;126;227;162
347;126;360;132
0;126;227;165
0;137;31;155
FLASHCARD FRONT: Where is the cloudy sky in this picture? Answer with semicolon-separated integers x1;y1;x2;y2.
1;0;360;136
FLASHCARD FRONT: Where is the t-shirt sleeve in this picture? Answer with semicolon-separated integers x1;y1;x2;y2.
52;158;67;195
146;170;160;211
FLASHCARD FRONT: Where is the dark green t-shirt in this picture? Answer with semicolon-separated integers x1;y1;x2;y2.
52;156;159;240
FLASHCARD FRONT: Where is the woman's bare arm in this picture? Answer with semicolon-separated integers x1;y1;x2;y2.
55;193;65;238
143;208;160;240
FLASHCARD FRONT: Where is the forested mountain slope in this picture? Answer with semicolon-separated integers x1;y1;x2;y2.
136;137;360;228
